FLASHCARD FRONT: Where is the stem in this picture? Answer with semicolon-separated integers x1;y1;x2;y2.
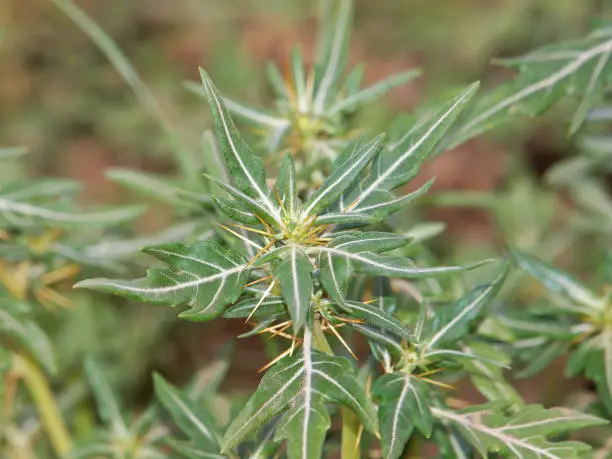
13;353;72;458
311;319;361;459
341;409;361;459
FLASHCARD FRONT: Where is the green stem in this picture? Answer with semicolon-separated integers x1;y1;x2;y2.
311;319;361;459
13;353;72;458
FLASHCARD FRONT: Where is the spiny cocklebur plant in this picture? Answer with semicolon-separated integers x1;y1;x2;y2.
66;359;169;459
186;0;420;185
506;249;612;454
445;19;612;148
0;147;145;458
546;103;612;246
72;65;611;458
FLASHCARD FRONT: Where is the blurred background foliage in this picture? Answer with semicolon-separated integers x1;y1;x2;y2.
2;0;612;422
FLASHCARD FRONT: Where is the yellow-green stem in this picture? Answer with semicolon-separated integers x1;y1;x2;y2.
13;353;72;458
312;319;361;459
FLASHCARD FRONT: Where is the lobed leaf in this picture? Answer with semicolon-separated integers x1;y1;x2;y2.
433;404;607;458
222;335;377;456
153;373;220;447
75;241;247;321
373;373;432;459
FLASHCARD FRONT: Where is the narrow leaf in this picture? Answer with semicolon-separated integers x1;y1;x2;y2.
273;246;313;333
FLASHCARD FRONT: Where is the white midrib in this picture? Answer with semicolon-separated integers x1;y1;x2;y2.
312;247;459;277
206;80;282;223
349;88;474;211
225;365;305;449
313;0;350;114
426;279;496;350
0;198;134;223
458;38;612;137
304;138;379;215
165;389;215;442
302;328;313;459
605;328;612;402
389;376;410;455
431;408;559;459
291;246;303;324
224;97;290;128
84;265;242;295
573;49;611;128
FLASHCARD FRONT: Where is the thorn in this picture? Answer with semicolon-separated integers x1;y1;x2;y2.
40;264;80;286
326;320;357;360
244;239;276;269
229;223;275;238
242;275;274;288
254;213;274;235
416;368;445;378
258;347;293;373
260;319;292;332
246;280;277;323
270;322;293;339
273;186;288;217
343;197;360;213
35;287;73;310
217;223;263;251
334;316;365;324
419;376;455;390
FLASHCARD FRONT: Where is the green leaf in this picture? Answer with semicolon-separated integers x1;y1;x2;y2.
0;306;56;374
75;241;247;321
291;47;309;114
331;232;410;254
84;359;128;438
509;248;603;310
223;96;290;130
272;246;313;333
107;168;212;210
344;83;479;213
213;196;259;225
211;179;281;228
329;69;422;115
1;179;80;201
153;373;220;446
304;135;384;216
313;212;379;226
343;301;413;341
517;340;570;379
51;0;195;182
450;24;612;144
313;0;353;114
349;178;434;219
165;438;226;459
266;61;290;100
314;246;490;280
433;404;607;458
0;194;144;229
353;324;404;362
373;373;432;459
222;332;377;455
199;70;281;224
425;265;508;349
223;297;286;319
460;343;523;406
581;329;612;414
274;330;330;459
276;154;298;219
